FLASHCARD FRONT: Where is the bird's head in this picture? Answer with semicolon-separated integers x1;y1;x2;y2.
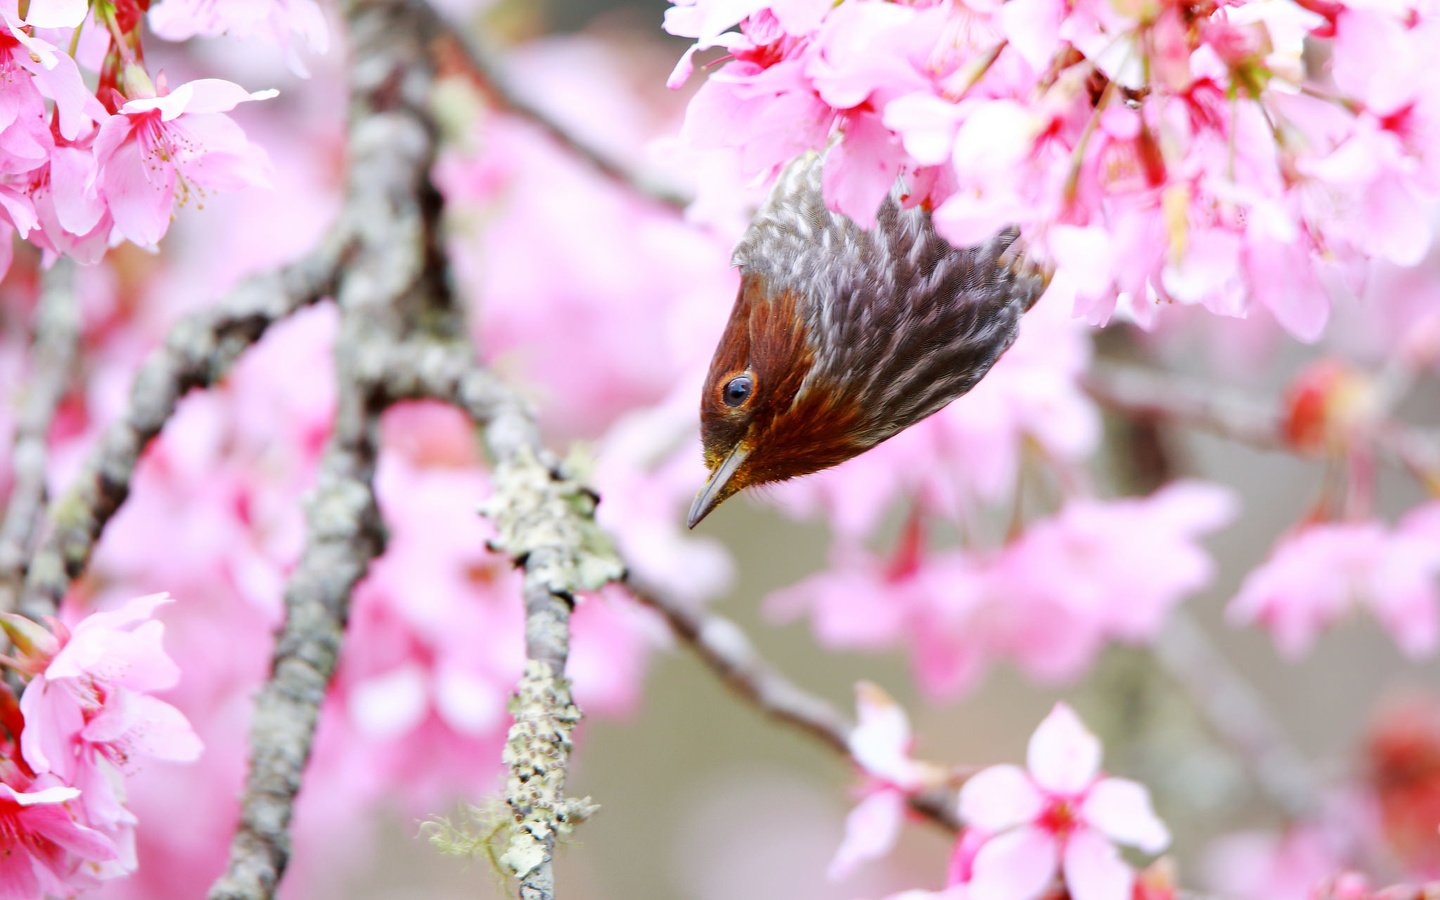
687;154;1046;528
689;272;870;528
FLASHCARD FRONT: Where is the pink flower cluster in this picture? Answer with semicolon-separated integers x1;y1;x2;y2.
0;1;321;279
1228;504;1440;658
771;481;1236;697
0;594;201;897
837;698;1171;899
666;0;1440;339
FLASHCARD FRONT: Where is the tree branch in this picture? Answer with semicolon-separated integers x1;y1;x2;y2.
0;261;79;615
1083;360;1440;484
17;244;346;622
1152;610;1320;820
1093;345;1323;823
379;340;620;899
209;0;448;895
624;574;965;833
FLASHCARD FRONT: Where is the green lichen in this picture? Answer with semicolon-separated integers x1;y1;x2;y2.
480;446;624;597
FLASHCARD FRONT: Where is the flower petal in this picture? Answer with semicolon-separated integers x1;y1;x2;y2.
1063;828;1135;900
828;789;906;879
968;825;1060;900
1080;777;1171;853
958;764;1044;832
1027;703;1101;794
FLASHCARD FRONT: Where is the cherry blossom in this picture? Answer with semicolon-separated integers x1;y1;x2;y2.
0;779;117;899
666;0;1440;339
829;683;946;879
956;703;1170;900
147;0;330;76
16;594;202;835
89;78;277;249
1228;505;1440;658
771;482;1235;696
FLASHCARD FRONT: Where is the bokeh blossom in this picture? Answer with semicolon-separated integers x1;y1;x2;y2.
1228;505;1440;658
771;481;1236;696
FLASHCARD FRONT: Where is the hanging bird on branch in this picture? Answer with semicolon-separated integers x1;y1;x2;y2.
688;154;1049;528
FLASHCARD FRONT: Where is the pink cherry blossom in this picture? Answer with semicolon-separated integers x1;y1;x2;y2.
829;682;946;879
957;703;1170;900
17;593;203;825
1228;506;1440;658
89;78;277;249
666;0;1440;339
0;778;117;900
772;482;1235;697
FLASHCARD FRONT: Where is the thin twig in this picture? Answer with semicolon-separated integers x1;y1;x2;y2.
1094;344;1322;823
1153;610;1320;821
625;575;965;833
1083;360;1440;483
1082;362;1285;450
0;260;80;615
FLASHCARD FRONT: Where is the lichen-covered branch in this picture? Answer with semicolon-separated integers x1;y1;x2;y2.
17;244;346;621
624;575;965;833
209;1;447;896
0;261;79;616
484;450;619;899
380;341;621;898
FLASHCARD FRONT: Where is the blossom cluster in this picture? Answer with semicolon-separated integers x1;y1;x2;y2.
772;481;1237;696
835;691;1174;900
0;594;201;897
0;0;326;278
666;0;1440;339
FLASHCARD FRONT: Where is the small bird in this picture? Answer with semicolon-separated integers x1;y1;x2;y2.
688;154;1048;528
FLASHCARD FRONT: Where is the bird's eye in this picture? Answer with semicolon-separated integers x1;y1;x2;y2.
722;373;754;408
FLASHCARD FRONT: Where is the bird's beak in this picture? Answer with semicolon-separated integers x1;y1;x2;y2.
687;443;750;529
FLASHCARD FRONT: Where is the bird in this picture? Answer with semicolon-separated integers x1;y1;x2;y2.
687;153;1049;528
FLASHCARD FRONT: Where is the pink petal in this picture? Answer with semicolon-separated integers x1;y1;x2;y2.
21;52;105;141
1047;225;1116;302
0;784;79;806
849;682;916;785
1079;778;1170;853
83;692;203;763
123;79;277;120
958;765;1044;833
49;146;104;236
1062;828;1135;900
999;0;1061;71
98;133;177;247
828;789;906;879
1027;703;1101;795
968;826;1061;900
822;112;900;230
23;0;88;28
883;92;963;166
